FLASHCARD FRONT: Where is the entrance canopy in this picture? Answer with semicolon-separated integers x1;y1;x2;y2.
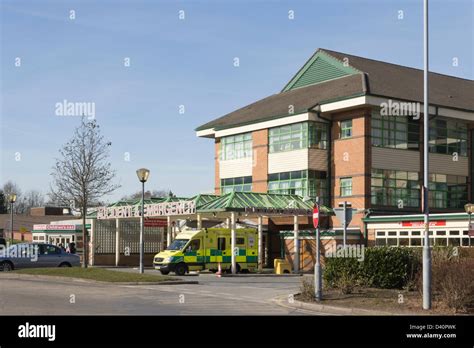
94;192;333;220
197;192;331;218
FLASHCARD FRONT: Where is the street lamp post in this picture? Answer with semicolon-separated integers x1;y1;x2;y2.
422;0;432;310
136;168;150;274
8;194;17;245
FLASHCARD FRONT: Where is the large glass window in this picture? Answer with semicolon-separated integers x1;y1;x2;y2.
429;118;468;156
429;174;467;209
268;170;327;202
221;176;252;194
371;111;420;150
220;133;252;160
340;177;352;197
269;122;328;153
371;169;420;207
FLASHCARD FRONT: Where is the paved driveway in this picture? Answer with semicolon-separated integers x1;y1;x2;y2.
0;270;319;315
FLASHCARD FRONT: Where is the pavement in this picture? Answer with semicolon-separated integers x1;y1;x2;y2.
0;269;322;315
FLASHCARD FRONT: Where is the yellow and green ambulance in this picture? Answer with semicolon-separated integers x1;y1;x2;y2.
153;227;258;275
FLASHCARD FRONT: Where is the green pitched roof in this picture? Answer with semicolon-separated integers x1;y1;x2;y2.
190;193;220;209
282;49;360;92
197;191;332;214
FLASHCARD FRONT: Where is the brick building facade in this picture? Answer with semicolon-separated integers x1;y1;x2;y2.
197;48;474;266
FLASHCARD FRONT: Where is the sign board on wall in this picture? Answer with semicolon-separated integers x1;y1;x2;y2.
96;201;196;220
33;224;76;231
144;218;167;228
400;221;446;227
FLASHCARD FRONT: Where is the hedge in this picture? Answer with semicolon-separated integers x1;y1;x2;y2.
324;247;421;289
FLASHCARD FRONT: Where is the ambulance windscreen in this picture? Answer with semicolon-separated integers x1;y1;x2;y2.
167;239;189;251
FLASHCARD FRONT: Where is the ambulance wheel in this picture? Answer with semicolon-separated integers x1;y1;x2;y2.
160;270;170;275
175;263;188;276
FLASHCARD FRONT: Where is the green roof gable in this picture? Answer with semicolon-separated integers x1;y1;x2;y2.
282;49;360;92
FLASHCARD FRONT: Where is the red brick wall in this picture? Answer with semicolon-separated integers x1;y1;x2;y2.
330;108;371;230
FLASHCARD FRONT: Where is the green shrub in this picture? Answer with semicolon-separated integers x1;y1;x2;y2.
323;247;420;290
323;257;362;292
361;247;420;289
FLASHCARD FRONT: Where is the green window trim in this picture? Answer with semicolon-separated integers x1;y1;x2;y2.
340;120;352;139
220;133;252;160
268;170;328;203
371;111;420;150
268;122;328;153
221;176;252;194
428;173;467;209
371;169;420;208
340;177;352;197
428;118;468;157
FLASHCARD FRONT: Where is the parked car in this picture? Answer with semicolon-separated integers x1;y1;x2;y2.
0;243;80;271
0;238;6;247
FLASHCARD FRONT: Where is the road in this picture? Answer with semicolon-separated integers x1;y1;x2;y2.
0;270;318;315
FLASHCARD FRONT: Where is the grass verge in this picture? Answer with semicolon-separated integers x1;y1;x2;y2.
13;267;176;283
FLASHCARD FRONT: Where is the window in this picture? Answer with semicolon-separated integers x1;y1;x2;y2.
236;238;245;245
221;133;252;160
221;176;252;194
371;169;420;207
217;237;226;251
268;122;328;153
429;118;468;156
371;111;420;150
429;174;467;209
340;177;352;197
40;245;61;255
268;170;328;202
186;239;200;252
167;239;189;251
340;120;352;139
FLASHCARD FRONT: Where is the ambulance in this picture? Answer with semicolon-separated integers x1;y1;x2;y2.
153;227;258;275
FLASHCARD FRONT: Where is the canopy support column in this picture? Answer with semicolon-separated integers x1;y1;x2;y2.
231;212;237;274
197;213;202;230
293;215;299;273
115;218;120;266
258;216;263;272
166;216;172;247
90;219;96;266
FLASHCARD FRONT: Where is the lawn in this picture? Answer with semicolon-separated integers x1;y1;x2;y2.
14;267;176;283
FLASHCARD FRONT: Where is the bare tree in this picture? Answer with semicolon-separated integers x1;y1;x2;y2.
24;190;45;210
50;118;120;267
121;189;174;200
2;181;25;213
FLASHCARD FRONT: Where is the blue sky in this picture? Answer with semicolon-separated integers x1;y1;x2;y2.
1;0;472;203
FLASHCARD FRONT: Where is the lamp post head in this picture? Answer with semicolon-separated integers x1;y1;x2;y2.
136;168;150;183
465;203;474;214
8;193;17;204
